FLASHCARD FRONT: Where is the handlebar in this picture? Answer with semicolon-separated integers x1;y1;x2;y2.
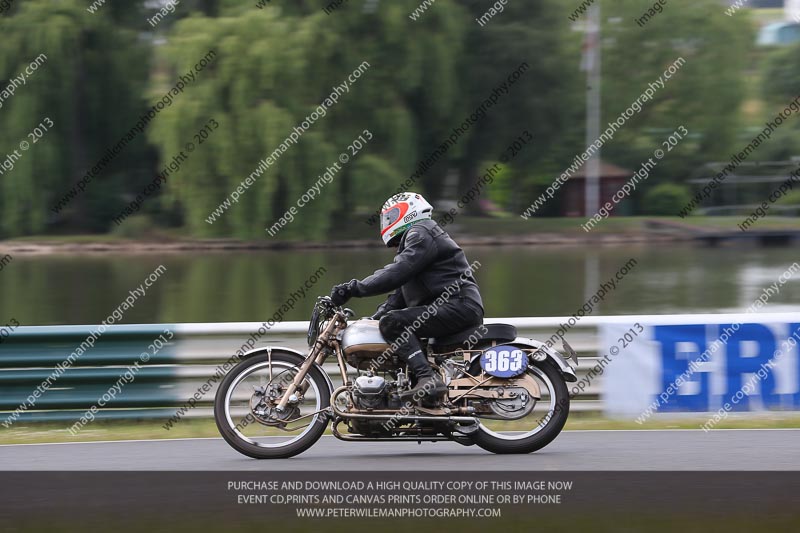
308;296;354;347
315;295;353;316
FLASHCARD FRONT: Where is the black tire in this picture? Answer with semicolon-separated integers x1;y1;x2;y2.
471;359;570;454
214;351;331;459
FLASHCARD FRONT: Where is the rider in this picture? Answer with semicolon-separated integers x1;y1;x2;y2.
330;192;484;403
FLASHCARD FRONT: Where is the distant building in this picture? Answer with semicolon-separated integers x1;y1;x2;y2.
757;21;800;45
562;161;632;217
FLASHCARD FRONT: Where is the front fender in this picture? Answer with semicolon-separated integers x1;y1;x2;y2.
470;337;578;382
238;346;336;394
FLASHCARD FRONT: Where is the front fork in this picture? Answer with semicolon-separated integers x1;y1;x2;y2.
274;316;345;412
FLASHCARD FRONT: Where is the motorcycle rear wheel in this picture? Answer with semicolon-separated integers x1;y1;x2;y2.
471;359;569;454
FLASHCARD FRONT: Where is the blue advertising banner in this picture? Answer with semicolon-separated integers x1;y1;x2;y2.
601;314;800;420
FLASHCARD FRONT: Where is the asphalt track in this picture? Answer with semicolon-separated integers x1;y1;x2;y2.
1;429;798;471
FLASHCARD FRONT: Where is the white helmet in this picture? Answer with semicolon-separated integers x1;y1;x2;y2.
379;192;433;247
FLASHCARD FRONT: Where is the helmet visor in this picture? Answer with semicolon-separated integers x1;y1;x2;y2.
380;206;402;232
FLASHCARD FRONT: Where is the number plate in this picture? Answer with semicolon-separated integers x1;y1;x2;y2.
479;345;527;378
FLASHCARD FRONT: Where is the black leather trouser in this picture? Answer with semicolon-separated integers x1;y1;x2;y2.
378;297;483;367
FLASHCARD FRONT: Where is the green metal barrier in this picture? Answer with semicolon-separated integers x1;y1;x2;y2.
0;325;181;424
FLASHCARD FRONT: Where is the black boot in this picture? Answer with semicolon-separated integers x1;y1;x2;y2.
399;350;447;404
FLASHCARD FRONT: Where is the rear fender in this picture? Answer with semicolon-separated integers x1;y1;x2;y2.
469;337;578;382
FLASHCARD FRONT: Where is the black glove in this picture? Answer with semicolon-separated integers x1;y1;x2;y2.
330;279;359;306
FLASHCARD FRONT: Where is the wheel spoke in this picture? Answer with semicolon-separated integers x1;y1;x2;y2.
222;360;323;448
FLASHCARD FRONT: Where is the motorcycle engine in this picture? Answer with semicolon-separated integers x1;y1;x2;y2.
352;375;388;410
349;374;402;437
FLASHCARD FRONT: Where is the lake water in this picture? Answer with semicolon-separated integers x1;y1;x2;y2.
1;243;798;326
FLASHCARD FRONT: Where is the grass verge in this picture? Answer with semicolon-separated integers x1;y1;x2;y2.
2;413;798;445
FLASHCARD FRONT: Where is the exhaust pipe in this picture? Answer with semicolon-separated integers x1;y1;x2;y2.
330;386;477;424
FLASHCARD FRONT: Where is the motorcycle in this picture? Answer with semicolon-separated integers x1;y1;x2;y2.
214;296;579;458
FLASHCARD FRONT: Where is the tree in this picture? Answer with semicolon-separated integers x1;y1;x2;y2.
599;0;754;188
456;0;583;210
0;0;149;236
758;42;800;161
150;1;472;238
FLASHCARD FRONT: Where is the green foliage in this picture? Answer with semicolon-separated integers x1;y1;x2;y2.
601;0;754;179
349;155;402;212
0;0;760;239
460;0;582;189
758;42;800;162
149;1;472;238
773;189;800;206
0;1;149;237
642;183;692;215
762;41;800;105
109;214;159;238
483;162;512;209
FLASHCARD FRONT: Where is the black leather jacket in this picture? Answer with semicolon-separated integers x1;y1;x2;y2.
354;220;484;317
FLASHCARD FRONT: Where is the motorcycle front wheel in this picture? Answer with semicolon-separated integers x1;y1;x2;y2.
471;359;570;454
214;351;331;459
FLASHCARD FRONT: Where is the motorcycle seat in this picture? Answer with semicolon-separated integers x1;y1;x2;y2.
429;323;517;347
